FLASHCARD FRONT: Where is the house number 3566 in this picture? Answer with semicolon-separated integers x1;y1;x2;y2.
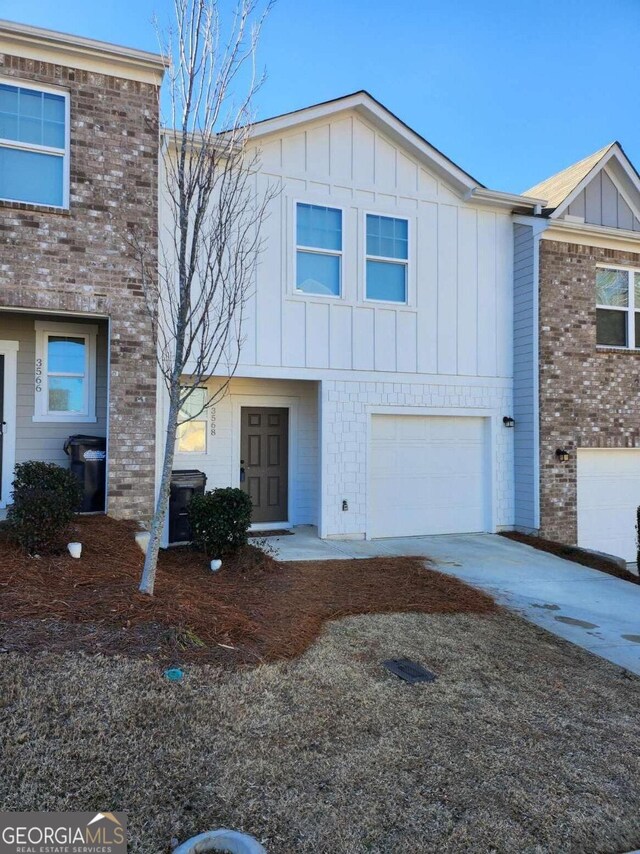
35;357;43;392
209;406;216;437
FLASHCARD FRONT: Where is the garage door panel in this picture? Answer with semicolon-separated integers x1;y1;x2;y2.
433;474;483;502
371;444;483;477
577;450;640;562
370;414;488;538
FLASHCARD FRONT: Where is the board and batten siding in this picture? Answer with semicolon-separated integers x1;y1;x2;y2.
512;224;537;530
0;312;108;469
234;111;513;381
567;167;640;231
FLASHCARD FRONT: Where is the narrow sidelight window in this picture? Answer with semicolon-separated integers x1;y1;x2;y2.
47;336;87;413
176;387;208;454
0;82;69;208
296;203;342;296
365;214;408;302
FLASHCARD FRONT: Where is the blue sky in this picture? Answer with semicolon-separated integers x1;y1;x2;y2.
3;0;639;193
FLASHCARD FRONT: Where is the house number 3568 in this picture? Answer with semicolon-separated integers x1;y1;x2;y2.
35;358;43;392
209;406;216;437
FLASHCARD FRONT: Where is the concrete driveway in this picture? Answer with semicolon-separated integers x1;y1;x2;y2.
269;527;640;676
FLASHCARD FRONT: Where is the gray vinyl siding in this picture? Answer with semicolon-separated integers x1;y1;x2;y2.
0;312;108;470
568;170;640;231
513;224;537;529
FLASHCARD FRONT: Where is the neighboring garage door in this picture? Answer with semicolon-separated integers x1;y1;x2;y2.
577;449;640;562
370;415;489;538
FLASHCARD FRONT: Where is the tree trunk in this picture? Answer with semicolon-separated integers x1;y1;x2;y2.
139;383;181;595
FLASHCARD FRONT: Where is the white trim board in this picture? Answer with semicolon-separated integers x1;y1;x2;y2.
532;231;541;529
0;340;19;510
0;18;166;84
604;162;640;225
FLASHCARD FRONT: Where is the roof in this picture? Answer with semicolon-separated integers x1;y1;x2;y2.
162;91;545;210
524;143;616;211
250;90;486;190
0;19;167;84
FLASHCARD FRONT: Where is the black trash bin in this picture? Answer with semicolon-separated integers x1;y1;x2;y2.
169;469;207;544
63;435;107;512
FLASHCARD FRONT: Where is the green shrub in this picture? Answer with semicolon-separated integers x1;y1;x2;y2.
7;461;83;553
188;487;253;557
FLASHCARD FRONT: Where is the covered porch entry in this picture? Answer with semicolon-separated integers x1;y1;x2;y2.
0;309;109;513
170;376;320;531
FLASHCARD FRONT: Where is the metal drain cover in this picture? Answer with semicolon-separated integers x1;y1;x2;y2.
383;658;437;685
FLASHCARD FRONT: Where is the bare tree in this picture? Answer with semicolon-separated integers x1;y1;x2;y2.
136;0;275;595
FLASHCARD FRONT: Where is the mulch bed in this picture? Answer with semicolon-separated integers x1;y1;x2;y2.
500;531;640;584
0;516;496;666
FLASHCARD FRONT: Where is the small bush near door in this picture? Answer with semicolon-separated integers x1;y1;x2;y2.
188;487;253;558
7;461;83;554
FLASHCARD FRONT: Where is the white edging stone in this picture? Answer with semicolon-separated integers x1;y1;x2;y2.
67;542;82;559
134;531;151;555
173;829;266;854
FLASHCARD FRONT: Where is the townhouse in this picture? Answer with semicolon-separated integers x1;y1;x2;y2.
515;143;640;560
3;18;640;561
0;20;164;519
162;92;543;540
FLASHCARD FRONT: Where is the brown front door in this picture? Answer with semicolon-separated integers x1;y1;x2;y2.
240;407;289;523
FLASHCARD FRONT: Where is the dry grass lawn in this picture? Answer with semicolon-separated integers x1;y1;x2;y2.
1;611;640;853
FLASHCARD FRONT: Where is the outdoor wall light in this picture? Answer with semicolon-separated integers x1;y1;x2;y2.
556;448;570;462
503;416;515;428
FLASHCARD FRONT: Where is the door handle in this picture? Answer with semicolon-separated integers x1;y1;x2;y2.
240;459;245;482
0;421;6;435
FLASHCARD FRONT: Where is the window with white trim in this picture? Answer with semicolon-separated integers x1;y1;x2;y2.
176;387;208;454
0;81;68;208
295;203;342;296
34;321;97;422
596;267;640;348
365;214;408;302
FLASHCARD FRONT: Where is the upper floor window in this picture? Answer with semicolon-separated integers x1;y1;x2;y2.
34;321;97;423
0;82;68;208
366;214;408;302
296;203;342;297
596;267;640;348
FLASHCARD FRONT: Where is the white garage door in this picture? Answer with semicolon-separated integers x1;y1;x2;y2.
370;415;489;538
577;450;640;562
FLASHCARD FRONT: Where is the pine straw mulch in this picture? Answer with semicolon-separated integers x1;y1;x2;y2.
0;515;497;667
500;531;640;584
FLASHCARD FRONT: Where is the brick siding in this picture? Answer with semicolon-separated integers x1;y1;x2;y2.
0;52;160;519
538;238;640;543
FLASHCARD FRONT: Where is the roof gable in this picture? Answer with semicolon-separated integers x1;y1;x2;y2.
250;91;483;195
525;142;640;227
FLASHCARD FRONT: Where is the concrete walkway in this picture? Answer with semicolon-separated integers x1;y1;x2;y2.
269;526;640;676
